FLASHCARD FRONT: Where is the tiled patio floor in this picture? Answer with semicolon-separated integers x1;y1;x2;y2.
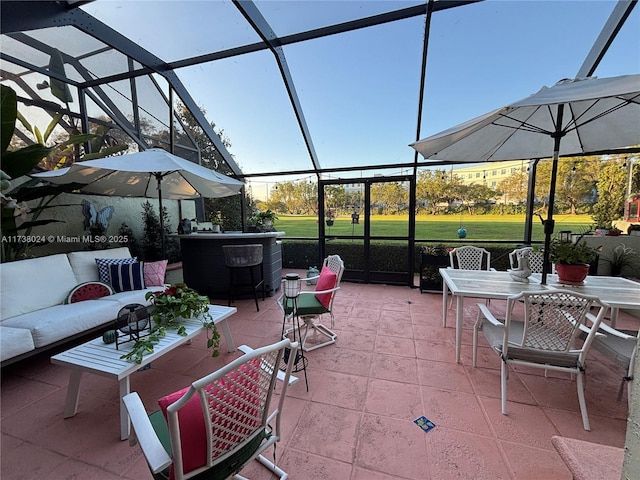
1;273;636;479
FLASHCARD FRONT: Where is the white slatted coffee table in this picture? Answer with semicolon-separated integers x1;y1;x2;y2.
51;304;236;440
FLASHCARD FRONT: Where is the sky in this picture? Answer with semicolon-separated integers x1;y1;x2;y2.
81;1;640;199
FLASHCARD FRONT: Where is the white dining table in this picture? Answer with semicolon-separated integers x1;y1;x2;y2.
440;268;640;364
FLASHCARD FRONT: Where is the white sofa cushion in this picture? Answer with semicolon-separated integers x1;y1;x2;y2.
68;247;132;284
1;300;122;348
0;326;36;361
1;253;78;321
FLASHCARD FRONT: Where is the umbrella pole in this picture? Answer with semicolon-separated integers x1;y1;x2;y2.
156;173;165;258
541;104;565;285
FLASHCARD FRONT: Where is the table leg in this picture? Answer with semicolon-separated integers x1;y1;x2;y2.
62;370;83;418
455;295;464;364
610;307;619;329
218;318;236;352
442;281;448;327
119;376;131;441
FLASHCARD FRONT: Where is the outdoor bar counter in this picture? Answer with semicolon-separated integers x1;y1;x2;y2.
175;232;284;299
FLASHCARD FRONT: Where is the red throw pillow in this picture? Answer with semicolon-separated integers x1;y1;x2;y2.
65;282;114;304
315;266;337;308
158;387;206;479
158;358;262;480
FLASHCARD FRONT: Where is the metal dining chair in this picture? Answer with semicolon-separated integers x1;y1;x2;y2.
446;246;495;313
509;246;547;274
472;289;608;431
449;246;493;271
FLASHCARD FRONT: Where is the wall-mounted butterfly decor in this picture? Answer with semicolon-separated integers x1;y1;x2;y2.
82;199;114;230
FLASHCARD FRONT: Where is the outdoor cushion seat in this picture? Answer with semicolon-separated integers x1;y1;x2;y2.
1;300;122;348
0;326;35;362
281;293;329;316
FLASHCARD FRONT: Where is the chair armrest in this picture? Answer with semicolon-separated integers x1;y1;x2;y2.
476;303;503;327
299;286;340;296
122;393;172;474
591;318;637;341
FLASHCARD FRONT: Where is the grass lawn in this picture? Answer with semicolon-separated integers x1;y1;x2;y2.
274;213;595;242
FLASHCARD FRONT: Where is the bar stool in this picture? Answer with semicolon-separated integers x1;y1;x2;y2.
222;244;265;311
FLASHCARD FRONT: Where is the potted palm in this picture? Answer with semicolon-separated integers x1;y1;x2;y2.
256;209;278;231
548;235;600;284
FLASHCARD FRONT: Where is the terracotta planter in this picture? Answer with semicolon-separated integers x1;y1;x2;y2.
555;264;589;284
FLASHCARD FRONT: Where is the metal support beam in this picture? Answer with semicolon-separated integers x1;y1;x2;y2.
5;3;243;177
576;0;637;78
413;0;434;183
233;0;321;173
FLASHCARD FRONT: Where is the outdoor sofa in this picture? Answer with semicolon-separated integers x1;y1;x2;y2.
0;247;165;366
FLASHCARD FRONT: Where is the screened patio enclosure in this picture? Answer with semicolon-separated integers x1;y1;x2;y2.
1;0;638;285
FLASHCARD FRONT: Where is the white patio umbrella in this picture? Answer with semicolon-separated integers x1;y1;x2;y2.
410;74;640;283
33;148;244;252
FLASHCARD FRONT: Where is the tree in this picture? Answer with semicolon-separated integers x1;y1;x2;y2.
269;181;298;214
370;181;406;215
455;183;497;214
416;170;452;214
534;157;599;215
324;184;347;213
497;169;528;205
296;180;317;215
176;103;246;230
592;159;627;228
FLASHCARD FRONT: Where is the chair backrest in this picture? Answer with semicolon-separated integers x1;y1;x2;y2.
322;254;345;308
164;339;296;480
505;290;606;362
450;246;491;270
222;244;263;267
509;247;545;274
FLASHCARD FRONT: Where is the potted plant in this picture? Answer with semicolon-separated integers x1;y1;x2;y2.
256;209;278;231
209;211;223;233
419;244;452;292
246;215;259;232
548;235;600;284
600;244;639;277
120;283;220;363
325;209;336;226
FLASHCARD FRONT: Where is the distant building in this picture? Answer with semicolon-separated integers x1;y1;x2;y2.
450;160;530;189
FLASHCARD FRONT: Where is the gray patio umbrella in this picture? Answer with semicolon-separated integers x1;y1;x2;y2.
34;148;244;253
410;74;640;284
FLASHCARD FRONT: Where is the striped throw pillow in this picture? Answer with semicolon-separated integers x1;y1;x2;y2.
109;262;145;292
